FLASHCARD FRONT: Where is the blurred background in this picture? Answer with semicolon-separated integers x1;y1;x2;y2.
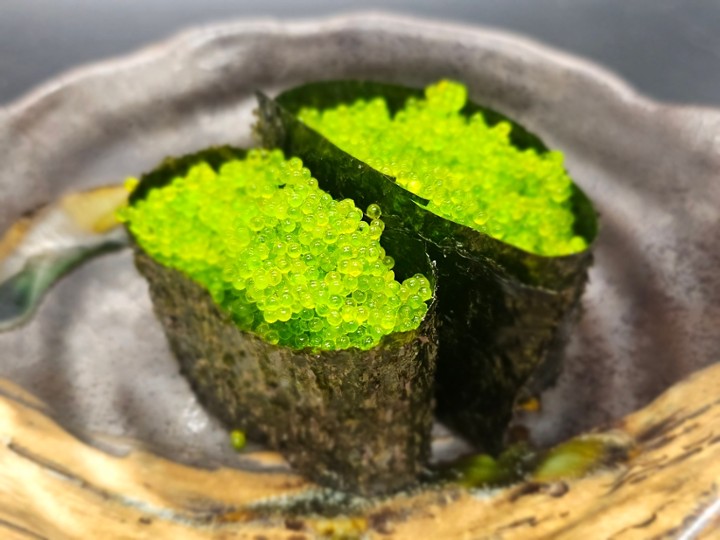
1;0;719;108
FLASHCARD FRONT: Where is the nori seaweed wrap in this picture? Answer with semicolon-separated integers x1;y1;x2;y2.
124;146;439;495
255;81;597;452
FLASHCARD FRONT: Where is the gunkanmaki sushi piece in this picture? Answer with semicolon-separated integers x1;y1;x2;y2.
120;146;438;495
256;81;597;452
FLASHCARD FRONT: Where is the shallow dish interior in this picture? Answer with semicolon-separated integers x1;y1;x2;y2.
0;14;719;469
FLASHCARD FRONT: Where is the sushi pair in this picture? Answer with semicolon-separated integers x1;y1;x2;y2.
123;80;596;495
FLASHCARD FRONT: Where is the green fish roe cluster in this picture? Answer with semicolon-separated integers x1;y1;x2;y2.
120;149;432;351
297;80;587;256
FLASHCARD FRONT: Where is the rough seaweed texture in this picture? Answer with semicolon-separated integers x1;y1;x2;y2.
128;146;439;495
256;83;596;451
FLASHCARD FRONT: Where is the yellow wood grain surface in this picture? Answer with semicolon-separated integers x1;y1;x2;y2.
1;363;719;539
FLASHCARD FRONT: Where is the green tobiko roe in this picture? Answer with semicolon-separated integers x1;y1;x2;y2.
120;149;432;351
297;80;587;257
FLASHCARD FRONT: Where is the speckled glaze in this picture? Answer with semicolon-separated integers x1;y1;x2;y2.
0;13;719;471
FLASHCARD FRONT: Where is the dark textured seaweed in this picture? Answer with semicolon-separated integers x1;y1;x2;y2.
255;82;596;452
127;146;439;495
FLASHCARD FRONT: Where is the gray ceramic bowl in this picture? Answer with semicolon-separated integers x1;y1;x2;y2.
1;13;719;470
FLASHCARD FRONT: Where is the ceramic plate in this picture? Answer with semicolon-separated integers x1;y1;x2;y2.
0;12;719;536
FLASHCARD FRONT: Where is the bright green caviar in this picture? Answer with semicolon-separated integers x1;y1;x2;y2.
297;80;587;256
230;429;247;451
120;149;431;351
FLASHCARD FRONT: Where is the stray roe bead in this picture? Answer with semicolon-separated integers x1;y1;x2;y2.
366;203;382;219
